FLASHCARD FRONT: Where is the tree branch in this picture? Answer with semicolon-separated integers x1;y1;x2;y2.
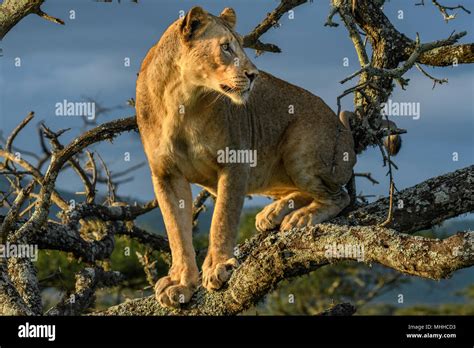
97;166;474;315
242;0;308;54
0;263;36;315
0;0;64;40
415;43;474;66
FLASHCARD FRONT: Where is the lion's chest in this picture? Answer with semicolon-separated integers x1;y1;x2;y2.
162;127;220;185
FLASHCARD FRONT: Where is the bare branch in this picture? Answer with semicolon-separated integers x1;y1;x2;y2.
7;256;42;314
431;0;470;22
243;0;308;54
0;180;35;244
0;0;64;40
354;172;379;185
416;43;474;66
415;63;448;89
0;149;69;211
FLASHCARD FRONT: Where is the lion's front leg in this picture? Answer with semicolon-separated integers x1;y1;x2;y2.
151;174;199;308
202;167;247;291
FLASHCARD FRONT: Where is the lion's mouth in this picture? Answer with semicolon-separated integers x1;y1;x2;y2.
220;84;234;93
220;84;250;95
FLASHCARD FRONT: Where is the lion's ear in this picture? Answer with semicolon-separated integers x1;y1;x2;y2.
180;6;208;41
220;7;236;29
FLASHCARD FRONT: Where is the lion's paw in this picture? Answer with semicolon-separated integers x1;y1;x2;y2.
280;203;324;230
202;257;239;291
255;201;288;232
154;276;196;308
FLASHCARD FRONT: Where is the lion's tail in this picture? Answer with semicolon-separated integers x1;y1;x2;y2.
339;111;402;156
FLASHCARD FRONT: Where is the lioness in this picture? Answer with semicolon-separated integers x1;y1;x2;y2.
136;7;356;308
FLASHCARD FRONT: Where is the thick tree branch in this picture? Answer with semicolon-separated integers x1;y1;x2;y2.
97;166;474;316
345;165;473;233
415;43;474;66
7;257;42;314
98;225;473;316
0;212;169;264
0;263;36;315
0;0;63;40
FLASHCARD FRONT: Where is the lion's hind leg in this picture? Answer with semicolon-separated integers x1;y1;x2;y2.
280;180;350;231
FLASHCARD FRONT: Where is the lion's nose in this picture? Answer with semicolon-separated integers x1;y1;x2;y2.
245;70;258;83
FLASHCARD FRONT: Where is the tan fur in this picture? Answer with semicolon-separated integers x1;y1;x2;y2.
136;7;356;307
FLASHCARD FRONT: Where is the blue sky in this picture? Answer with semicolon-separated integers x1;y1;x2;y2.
1;0;473;207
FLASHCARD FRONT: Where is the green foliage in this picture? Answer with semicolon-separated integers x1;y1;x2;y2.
237;208;260;243
37;250;82;290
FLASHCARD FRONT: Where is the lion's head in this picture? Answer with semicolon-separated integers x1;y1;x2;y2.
177;7;259;105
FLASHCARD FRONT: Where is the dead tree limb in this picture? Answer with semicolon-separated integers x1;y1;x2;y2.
242;0;308;54
0;0;63;40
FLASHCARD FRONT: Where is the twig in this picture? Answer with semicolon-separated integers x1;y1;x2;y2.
136;250;158;287
415;63;448;89
0;149;69;211
379;113;398;227
0;181;35;243
85;151;98;203
355;172;379;185
96;153;117;205
431;0;470;22
192;189;211;232
4;112;34;170
35;9;65;25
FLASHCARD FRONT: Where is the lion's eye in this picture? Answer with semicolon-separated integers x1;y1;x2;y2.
221;43;231;53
